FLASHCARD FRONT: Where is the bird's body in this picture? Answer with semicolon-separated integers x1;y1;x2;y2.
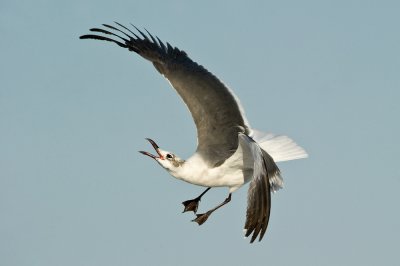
80;22;307;243
170;144;249;191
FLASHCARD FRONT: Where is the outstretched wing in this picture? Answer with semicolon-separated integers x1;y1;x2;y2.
80;23;250;166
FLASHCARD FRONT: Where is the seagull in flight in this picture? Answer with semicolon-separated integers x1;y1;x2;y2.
80;22;307;243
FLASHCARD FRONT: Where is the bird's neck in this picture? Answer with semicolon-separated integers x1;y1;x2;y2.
167;155;211;186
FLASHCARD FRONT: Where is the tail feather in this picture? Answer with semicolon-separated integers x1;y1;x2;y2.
250;129;308;163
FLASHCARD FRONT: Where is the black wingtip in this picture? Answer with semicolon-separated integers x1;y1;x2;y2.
78;34;127;48
79;35;91;39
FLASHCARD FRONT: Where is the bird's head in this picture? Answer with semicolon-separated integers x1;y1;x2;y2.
139;138;185;173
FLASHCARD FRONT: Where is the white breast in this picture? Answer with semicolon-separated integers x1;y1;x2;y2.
169;152;250;192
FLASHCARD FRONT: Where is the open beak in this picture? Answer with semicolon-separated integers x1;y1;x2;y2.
139;138;164;160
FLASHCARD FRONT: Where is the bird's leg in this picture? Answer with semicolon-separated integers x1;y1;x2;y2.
182;187;211;213
192;193;232;225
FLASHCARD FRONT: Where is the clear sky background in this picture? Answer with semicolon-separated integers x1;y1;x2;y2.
1;1;399;265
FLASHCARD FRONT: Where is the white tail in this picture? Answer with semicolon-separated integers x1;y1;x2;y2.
250;129;308;163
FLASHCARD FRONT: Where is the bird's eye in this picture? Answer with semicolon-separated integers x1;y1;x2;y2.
166;154;173;159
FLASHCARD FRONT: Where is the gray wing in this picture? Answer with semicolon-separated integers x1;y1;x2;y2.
80;23;250;166
239;134;281;243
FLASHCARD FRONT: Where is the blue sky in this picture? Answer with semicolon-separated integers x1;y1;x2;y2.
1;1;399;265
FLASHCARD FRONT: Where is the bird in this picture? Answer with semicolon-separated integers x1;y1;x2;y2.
80;22;308;243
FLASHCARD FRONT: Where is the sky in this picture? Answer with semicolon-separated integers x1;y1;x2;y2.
1;0;400;265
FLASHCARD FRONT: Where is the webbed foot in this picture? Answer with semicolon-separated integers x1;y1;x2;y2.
192;211;212;225
182;198;200;213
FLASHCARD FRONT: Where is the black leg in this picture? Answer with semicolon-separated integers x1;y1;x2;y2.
192;193;232;225
182;187;211;213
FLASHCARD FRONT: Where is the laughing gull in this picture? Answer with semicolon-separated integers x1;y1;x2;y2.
80;22;307;243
